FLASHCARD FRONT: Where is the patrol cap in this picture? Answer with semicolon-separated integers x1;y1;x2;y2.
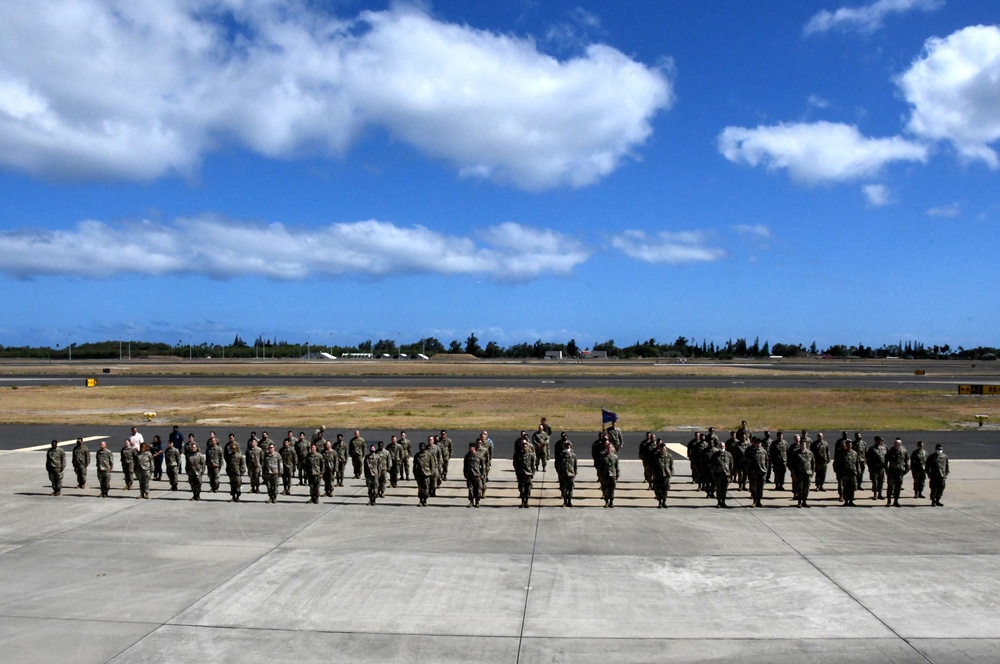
874;436;883;442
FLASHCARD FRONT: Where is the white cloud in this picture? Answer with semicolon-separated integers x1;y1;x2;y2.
0;2;672;189
804;0;943;36
862;183;892;206
0;217;591;282
718;121;929;183
611;230;725;264
898;25;1000;168
807;95;831;109
926;203;961;217
732;224;771;238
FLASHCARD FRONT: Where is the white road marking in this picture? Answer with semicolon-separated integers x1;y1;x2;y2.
666;443;689;458
13;435;109;452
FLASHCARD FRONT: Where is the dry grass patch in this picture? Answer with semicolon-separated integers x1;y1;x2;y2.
0;385;994;431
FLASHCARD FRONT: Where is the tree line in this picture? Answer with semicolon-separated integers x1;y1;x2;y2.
0;334;996;361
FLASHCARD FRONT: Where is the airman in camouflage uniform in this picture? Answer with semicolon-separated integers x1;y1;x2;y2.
438;430;453;480
513;439;536;508
226;442;245;502
853;433;869;490
596;441;620;508
120;439;137;490
164;440;182;491
349;430;366;479
555;439;578;507
187;443;206;501
835;441;862;506
463;442;484;507
532;425;550;472
733;433;750;491
135;443;154;499
72;438;90;489
331;433;347;486
427;436;443;497
788;435;803;501
651;440;673;508
687;432;705;487
246;439;264;494
710;440;734;508
322;441;338;497
638;432;656;489
205;438;223;493
925;444;949;506
46;440;66;495
866;436;887;500
413;442;435;506
606;420;624;453
811;433;831;492
363;445;381;505
262;443;282;503
910;440;927;498
279;439;296;495
884;438;909;507
305;443;325;504
385;436;402;488
375;441;390;497
746;438;768;507
399;431;413;481
295;432;311;484
790;438;814;507
95;441;114;497
768;432;789;491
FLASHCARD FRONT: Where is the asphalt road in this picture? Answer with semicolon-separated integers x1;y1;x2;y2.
5;424;997;459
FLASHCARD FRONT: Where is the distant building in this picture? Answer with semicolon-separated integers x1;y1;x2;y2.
582;350;608;359
544;350;563;360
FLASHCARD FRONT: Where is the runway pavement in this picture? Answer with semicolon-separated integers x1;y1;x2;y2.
3;445;1000;663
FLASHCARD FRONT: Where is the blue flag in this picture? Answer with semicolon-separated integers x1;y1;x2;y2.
602;408;618;424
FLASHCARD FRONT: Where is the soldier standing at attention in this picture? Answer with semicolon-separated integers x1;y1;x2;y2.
787;435;803;502
910;440;928;498
187;443;206;501
375;441;390;498
853;433;869;490
710;438;734;508
651;440;673;509
385;436;402;488
811;433;831;492
246;439;264;494
734;433;750;491
72;438;90;489
596;440;620;508
399;431;413;481
164;439;182;491
150;435;164;481
555;439;578;507
475;440;490;498
120;439;137;491
363;445;381;505
926;444;950;506
884;438;909;507
606;418;624;453
591;432;610;475
262;443;282;503
513;439;535;508
866;436;887;501
95;441;114;497
135;443;154;499
311;426;326;450
279;439;296;495
438;430;453;480
746;438;768;508
532;425;550;472
46;440;66;496
736;420;752;443
226;441;246;502
638;432;656;489
321;441;338;497
540;417;553;436
463;442;484;507
295;432;310;485
304;443;325;504
413;441;435;507
837;441;862;506
687;432;704;487
331;433;347;487
206;437;223;493
769;431;789;491
427;436;443;497
349;430;366;479
793;438;814;508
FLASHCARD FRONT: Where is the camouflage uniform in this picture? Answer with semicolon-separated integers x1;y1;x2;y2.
438;434;453;480
226;445;246;502
262;447;283;503
46;443;66;495
925;448;949;506
72;441;90;489
164;444;182;490
810;436;831;491
710;446;734;508
555;444;578;507
331;436;348;486
363;449;381;505
399;435;413;481
187;450;206;500
910;444;928;498
651;444;673;508
135;449;153;498
884;442;909;506
96;445;114;496
412;445;435;506
305;449;325;504
384;439;402;488
746;443;768;507
768;436;788;491
596;448;620;508
279;442;297;495
836;447;863;506
120;443;137;490
349;434;366;479
532;428;550;472
206;442;223;493
463;447;484;506
866;440;887;500
513;443;535;508
790;443;815;507
322;444;338;497
246;443;264;494
295;435;311;484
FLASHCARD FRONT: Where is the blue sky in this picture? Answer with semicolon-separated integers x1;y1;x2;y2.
1;0;998;350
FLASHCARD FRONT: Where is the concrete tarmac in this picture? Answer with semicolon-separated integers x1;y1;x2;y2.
3;444;1000;663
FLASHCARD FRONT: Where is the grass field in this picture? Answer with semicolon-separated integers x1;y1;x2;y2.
1;384;992;431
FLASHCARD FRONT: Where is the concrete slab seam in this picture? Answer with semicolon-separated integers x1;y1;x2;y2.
515;466;547;664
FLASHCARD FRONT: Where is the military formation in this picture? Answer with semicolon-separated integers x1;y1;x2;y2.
44;419;951;509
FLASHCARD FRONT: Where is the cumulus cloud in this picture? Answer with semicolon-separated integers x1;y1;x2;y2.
0;217;591;282
862;183;892;206
804;0;943;36
897;25;1000;168
0;2;672;189
611;230;725;264
718;121;929;183
732;224;771;238
926;203;961;217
